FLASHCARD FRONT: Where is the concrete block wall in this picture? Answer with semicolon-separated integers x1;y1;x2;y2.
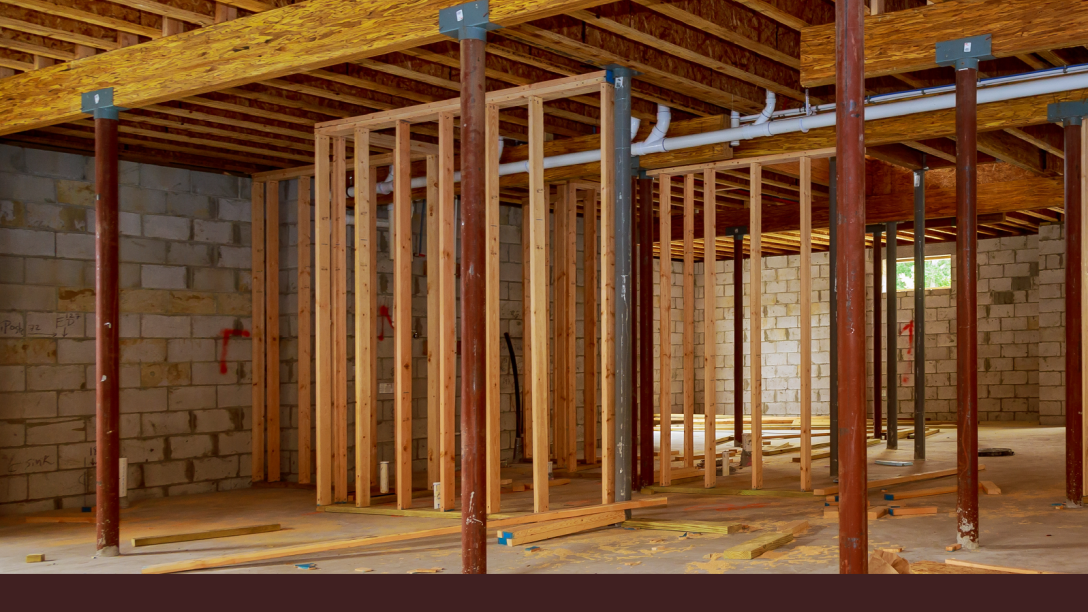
1038;223;1065;425
0;144;254;514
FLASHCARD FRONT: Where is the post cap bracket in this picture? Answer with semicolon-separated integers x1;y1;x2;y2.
80;87;125;120
1047;99;1088;126
439;1;500;41
935;34;994;70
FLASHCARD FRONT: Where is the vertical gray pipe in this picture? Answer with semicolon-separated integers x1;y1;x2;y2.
828;157;838;478
913;166;926;459
612;66;634;506
886;221;898;449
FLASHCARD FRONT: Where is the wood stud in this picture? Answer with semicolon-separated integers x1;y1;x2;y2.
393;121;412;510
355;128;375;507
703;169;717;489
658;174;672;487
750;162;763;490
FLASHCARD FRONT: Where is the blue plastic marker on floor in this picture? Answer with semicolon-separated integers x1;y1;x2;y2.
295;563;317;570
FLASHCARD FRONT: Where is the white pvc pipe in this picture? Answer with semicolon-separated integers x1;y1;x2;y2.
350;66;1088;194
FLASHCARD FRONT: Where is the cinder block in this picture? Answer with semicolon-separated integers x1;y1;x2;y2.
143;215;191;241
25;148;84;180
120;387;168;413
217;198;250;222
58;390;94;416
121;289;169;314
141;411;191;436
167;338;215;362
194;174;239;198
119;212;141;236
193;408;234;433
28;469;85;500
216;384;250;407
0;173;55;203
27;364;86;391
0;421;24;447
192;455;237;481
0;145;26;173
56;180;95;207
141;264;187;290
121;438;164;464
24;258;89;288
167;192;214;219
120;338;167;363
0;475;28;503
0;391;56;418
217;430;249;455
0;365;24;392
168;385;216;412
192;219;233;244
216;245;251;269
0;228;55;257
25;202;89;232
168;481;217;496
0;446;58;475
141;314;190;338
143;460;189;487
191;268;235;292
166;243;211;267
192;361;236;385
168;291;216;314
122;237;167;264
56;232;94;260
169;434;214;459
120;185;167;215
140;165;190;192
140;362;191;387
191;315;243;339
25;418;85;445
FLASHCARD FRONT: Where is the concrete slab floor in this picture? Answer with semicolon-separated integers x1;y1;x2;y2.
1;423;1084;574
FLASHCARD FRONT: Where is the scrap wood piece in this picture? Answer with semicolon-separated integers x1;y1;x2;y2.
722;532;793;560
888;506;938;516
944;559;1061;574
131;523;282;547
641;485;812;498
26;554;44;563
500;510;624;546
25;515;94;524
883;485;957;501
910;561;1012;574
868;549;910;574
946;543;962;552
779;520;809;535
814;465;986;496
143;498;668;574
408;567;444;574
880;546;904;553
980;480;1001;495
868;506;888;520
623;519;743;535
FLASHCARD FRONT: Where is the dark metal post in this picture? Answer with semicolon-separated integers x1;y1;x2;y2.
872;227;883;440
84;89;121;558
732;227;744;446
913;167;926;459
638;177;655;487
835;0;867;574
887;222;898;449
937;35;992;549
612;65;634;506
1050;100;1088;507
439;2;495;573
631;181;639;485
829;158;838;477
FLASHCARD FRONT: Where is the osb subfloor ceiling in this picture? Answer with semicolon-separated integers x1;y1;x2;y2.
0;0;1077;255
0;424;1078;574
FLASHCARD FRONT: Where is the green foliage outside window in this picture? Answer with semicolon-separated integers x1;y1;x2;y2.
889;257;952;292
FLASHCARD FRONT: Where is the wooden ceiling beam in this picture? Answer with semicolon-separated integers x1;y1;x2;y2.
1005;124;1065;159
801;0;1088;87
0;0;160;38
102;0;213;27
0;14;118;50
0;31;74;60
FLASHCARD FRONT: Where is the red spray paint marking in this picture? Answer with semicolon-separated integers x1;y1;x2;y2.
220;328;250;374
377;304;394;341
900;320;915;383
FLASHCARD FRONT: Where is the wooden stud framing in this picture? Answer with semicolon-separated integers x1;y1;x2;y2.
333;136;348;502
314;135;332;505
298;175;312;485
750;163;763;490
799;156;813;492
523;193;534;461
584;189;598;466
528;95;551;513
355;128;374;507
438;111;456;512
703;169;717;489
266;180;281;482
658;174;672;487
683;173;695;468
486;103;502;514
600;82;615;504
556;184;570;467
426;153;440;491
565;182;577;472
393;121;413;510
251;181;266;483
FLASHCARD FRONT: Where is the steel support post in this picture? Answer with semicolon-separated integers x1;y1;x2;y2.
439;2;495;572
638;177;655;488
730;227;745;446
829;158;839;477
611;65;635;507
631;190;639;485
1050;99;1088;507
886;222;898;449
835;0;868;574
913;167;927;459
85;89;122;558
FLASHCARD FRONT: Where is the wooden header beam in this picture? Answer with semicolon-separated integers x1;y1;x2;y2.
645;147;835;177
0;0;612;136
800;0;1088;87
316;71;609;136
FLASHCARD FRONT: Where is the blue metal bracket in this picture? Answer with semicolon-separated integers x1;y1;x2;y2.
438;1;500;41
935;34;994;71
80;87;125;120
1048;99;1088;127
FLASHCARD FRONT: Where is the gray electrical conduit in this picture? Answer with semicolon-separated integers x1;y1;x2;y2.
347;65;1088;196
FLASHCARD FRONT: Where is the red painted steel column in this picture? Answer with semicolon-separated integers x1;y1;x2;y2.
460;35;487;573
1065;121;1084;508
95;115;121;557
955;65;980;550
733;235;743;445
835;0;868;574
638;177;655;487
873;233;882;439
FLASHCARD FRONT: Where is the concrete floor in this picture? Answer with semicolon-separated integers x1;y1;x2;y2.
2;423;1084;574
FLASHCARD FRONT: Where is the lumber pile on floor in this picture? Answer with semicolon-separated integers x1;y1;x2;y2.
132;524;281;547
623;519;743;535
722;532;793;559
143;498;668;574
497;511;624;546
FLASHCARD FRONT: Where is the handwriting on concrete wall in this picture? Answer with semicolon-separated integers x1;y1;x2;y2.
26;312;84;338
